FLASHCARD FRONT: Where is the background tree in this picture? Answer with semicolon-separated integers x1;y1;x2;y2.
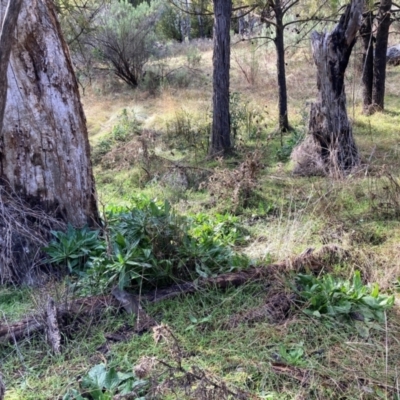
164;0;213;40
254;0;335;132
360;3;374;112
209;0;232;156
0;0;99;283
360;0;393;113
300;0;363;176
372;0;392;111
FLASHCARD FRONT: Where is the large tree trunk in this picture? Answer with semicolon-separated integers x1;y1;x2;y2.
0;0;23;134
360;10;374;113
274;0;290;132
1;0;98;225
209;0;232;156
372;0;392;111
303;0;362;176
0;0;99;284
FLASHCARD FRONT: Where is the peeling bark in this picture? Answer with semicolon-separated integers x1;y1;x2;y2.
0;0;98;226
0;0;23;134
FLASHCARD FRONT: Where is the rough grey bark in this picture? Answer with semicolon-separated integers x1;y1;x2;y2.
360;10;374;113
210;0;232;156
0;0;99;284
372;0;392;110
0;0;23;134
1;0;98;225
304;0;363;176
274;0;290;132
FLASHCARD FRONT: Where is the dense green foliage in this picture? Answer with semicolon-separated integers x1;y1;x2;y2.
44;196;249;293
296;271;395;321
63;364;148;400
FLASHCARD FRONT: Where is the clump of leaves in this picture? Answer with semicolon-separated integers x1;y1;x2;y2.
277;343;307;367
296;271;394;322
44;224;104;273
62;363;148;400
44;196;249;292
101;197;248;287
188;212;248;246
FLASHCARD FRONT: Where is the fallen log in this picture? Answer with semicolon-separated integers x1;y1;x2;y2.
0;245;347;346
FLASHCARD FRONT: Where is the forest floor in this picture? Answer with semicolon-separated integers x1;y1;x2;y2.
1;38;400;399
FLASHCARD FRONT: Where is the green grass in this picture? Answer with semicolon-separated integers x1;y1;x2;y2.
2;282;399;399
2;46;400;400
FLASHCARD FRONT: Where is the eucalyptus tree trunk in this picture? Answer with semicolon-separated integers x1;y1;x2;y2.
209;0;232;156
306;0;362;176
0;0;99;284
372;0;392;111
274;0;290;132
360;10;374;113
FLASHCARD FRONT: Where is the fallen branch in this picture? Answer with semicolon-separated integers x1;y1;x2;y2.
0;245;347;346
45;297;61;355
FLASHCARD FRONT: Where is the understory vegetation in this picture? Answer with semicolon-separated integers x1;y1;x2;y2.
2;28;400;400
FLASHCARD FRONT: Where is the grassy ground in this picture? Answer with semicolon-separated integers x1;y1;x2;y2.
1;38;400;399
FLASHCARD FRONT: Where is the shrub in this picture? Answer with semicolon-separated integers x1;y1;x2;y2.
111;108;142;142
44;225;104;273
44;196;249;292
93;0;162;87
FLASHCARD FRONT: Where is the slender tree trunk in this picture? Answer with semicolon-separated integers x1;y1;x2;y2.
0;0;23;134
274;0;290;132
185;0;191;41
304;0;362;176
372;0;392;111
238;9;244;35
0;0;99;283
198;13;204;38
209;0;232;156
360;10;374;113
